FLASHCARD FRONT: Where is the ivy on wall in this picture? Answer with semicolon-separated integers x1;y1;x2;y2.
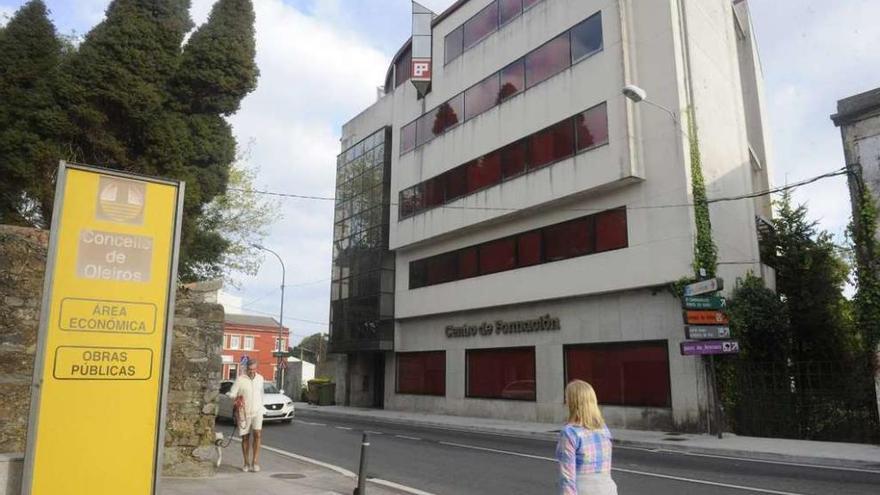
850;174;880;352
687;106;718;279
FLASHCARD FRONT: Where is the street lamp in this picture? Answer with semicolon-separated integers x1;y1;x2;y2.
252;243;285;390
622;84;681;126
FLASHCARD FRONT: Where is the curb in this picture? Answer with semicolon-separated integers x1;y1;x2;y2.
296;408;880;473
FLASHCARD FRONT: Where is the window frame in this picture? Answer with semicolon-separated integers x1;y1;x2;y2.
395;350;447;396
229;335;241;350
243;335;255;351
465;346;537;401
563;340;672;408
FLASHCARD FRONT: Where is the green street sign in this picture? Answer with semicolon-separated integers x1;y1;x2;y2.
683;295;726;310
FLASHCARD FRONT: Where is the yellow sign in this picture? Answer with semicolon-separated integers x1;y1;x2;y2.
23;163;183;495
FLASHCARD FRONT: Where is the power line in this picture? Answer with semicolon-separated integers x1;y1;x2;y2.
229;166;851;215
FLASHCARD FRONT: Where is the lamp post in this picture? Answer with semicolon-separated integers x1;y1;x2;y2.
253;244;285;390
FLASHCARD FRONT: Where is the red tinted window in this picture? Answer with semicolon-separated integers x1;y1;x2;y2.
458;247;479;279
445;167;467;201
517;231;542;267
479;237;516;275
576;103;609;151
525;33;570;88
465;74;500;121
409;259;427;288
523;0;540;9
528;120;575;170
426;253;457;285
500;0;522;25
565;342;670;407
467;347;535;400
395;47;411;88
445;94;464;130
400;122;416;154
500;139;528;178
544;218;593;261
416;107;439;147
467;152;502;193
424;177;445;208
445;26;464;64
498;59;525;102
463;1;499;49
595;208;627;252
397;351;446;396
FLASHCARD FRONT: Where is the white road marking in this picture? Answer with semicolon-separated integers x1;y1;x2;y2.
438;441;809;495
262;443;436;495
335;426;353;430
641;448;880;475
365;430;384;435
394;434;422;441
296;421;326;426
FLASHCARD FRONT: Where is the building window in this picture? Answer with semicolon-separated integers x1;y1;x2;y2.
402;8;604;156
400;122;416;154
243;336;255;351
527;119;575;170
408;207;627;289
397;351;446;396
575;102;609;151
479;237;517;275
275;338;286;352
466;152;502;193
499;0;523;26
398;104;608;220
570;12;603;63
523;0;540;9
467;347;536;400
463;1;499;50
230;335;241;350
525;32;570;89
445;26;464;65
498;59;525;102
465;73;500;121
564;341;671;408
227;364;238;380
395;46;411;88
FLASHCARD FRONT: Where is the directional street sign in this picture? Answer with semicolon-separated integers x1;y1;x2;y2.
680;340;740;356
686;325;731;340
683;295;726;310
683;278;724;297
23;163;184;495
684;310;730;325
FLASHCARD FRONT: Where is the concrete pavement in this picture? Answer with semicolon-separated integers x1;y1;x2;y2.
293;402;880;469
161;441;416;495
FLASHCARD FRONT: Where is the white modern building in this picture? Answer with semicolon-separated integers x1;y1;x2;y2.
329;0;773;431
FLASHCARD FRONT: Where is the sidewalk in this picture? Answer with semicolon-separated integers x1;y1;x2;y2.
161;442;412;495
294;402;880;470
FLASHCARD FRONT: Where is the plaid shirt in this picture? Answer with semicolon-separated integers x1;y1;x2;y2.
555;424;613;495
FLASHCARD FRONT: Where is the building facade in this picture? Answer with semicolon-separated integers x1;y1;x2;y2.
222;314;289;383
330;0;773;430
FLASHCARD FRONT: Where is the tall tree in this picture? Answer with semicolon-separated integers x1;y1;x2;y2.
0;0;67;225
291;333;328;364
760;192;856;362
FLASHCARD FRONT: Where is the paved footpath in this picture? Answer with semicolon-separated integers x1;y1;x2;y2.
161;442;414;495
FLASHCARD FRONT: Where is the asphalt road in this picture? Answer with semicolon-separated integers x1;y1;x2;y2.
253;410;880;495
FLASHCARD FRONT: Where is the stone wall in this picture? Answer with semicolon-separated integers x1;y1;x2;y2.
0;226;224;481
0;226;47;453
162;280;225;477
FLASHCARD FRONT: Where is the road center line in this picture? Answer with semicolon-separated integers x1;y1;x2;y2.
335;426;353;430
297;421;326;426
438;441;808;495
365;430;384;435
394;435;421;441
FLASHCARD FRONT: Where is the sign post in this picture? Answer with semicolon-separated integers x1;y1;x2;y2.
679;277;733;439
22;162;184;495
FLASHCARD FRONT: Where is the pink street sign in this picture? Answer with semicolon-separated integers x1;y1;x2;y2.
680;340;740;356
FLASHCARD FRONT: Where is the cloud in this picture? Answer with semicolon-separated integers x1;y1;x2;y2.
749;0;880;239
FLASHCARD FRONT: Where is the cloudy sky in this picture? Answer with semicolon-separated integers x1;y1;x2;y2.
2;0;878;345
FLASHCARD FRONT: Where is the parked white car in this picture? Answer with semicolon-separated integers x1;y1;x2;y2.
217;380;295;423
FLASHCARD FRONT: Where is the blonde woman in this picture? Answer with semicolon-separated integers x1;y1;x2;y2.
556;380;618;495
